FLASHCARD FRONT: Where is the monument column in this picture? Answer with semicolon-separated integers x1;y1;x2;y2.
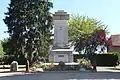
49;10;73;63
53;10;69;48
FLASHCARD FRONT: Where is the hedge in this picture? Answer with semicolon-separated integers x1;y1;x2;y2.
0;55;26;65
0;55;47;65
74;54;118;66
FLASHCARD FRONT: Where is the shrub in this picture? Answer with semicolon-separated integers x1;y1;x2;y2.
74;54;118;66
0;55;26;65
77;58;92;70
58;61;65;70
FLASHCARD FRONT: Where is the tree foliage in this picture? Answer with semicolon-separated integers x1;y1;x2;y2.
68;15;108;44
0;41;4;56
3;0;53;66
68;15;108;54
1;38;14;56
74;29;107;54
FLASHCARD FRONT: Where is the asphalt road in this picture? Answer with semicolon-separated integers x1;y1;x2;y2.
0;66;120;80
0;72;120;80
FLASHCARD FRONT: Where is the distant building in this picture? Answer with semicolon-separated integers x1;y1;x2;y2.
108;34;120;52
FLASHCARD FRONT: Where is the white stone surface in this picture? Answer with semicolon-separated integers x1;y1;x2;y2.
49;50;73;62
49;10;73;63
53;20;68;48
10;61;18;72
54;54;68;62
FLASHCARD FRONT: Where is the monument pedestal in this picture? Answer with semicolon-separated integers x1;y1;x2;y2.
49;10;73;63
49;48;73;62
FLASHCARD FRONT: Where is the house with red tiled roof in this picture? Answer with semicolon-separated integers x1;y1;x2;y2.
108;34;120;52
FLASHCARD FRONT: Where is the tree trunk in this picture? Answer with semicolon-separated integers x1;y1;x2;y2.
26;59;29;72
92;59;97;72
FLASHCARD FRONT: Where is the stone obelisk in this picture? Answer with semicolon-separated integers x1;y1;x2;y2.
49;10;73;63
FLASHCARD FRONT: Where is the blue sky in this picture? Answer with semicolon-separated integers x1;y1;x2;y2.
0;0;120;40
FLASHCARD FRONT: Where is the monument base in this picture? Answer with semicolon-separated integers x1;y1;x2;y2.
49;49;73;63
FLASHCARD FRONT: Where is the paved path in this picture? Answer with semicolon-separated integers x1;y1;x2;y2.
0;72;120;80
0;66;120;80
97;66;120;72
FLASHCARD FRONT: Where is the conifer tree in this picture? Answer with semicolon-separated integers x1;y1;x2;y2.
3;0;53;71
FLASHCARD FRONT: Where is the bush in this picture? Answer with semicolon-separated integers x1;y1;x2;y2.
74;54;85;62
77;58;89;66
96;54;118;66
0;55;26;65
0;55;14;65
74;54;118;66
113;52;120;64
77;58;92;70
58;61;65;70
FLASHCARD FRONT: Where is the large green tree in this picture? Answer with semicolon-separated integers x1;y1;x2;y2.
68;15;108;44
68;15;108;54
68;15;108;71
3;0;53;71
